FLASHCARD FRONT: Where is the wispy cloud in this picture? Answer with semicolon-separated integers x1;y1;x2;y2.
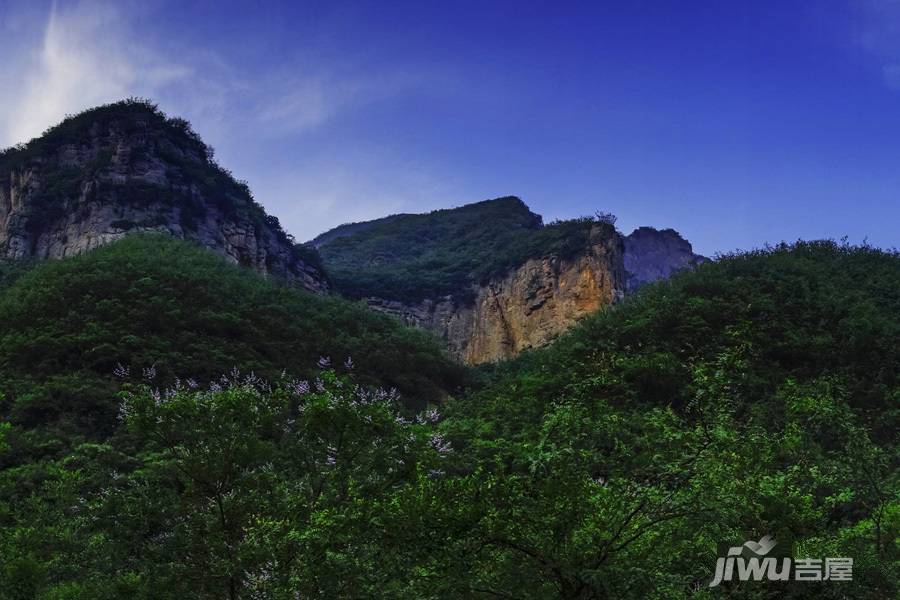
0;1;189;146
251;68;427;137
858;0;900;90
0;0;466;239
0;1;432;145
251;151;469;242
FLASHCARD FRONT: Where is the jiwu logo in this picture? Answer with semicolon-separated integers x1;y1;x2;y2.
709;535;852;587
710;535;788;587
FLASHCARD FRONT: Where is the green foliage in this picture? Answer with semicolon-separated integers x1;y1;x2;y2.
0;239;897;598
0;235;465;444
317;197;613;302
421;240;900;598
0;259;35;294
292;242;326;276
0;369;451;599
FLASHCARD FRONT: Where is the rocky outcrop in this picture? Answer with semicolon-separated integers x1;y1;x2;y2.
624;227;705;291
365;224;625;363
0;101;327;292
313;197;706;364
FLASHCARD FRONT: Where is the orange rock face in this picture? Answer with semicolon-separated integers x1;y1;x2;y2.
365;224;625;364
461;225;624;363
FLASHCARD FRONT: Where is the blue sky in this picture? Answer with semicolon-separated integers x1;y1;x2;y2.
0;0;898;255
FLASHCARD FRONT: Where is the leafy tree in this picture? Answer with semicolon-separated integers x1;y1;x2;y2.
0;239;897;598
0;367;453;599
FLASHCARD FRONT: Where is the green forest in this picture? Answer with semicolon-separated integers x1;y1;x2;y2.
0;235;896;598
316;197;616;303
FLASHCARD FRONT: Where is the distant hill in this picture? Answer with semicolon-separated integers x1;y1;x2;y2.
306;213;411;249
313;197;707;363
624;226;706;290
314;196;549;302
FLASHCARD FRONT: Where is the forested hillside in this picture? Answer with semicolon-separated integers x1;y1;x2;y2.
435;239;899;597
316;197;611;303
314;197;627;364
0;239;895;598
0;235;464;440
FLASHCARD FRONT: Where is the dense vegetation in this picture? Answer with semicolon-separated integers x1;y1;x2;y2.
432;240;899;598
0;239;897;598
0;98;305;254
307;213;411;248
316;197;615;302
0;99;206;173
0;235;464;443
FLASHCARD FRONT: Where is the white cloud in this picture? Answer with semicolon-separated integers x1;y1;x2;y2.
252;68;427;137
0;1;431;146
858;0;900;90
255;76;342;134
0;0;466;240
251;150;471;243
1;1;189;146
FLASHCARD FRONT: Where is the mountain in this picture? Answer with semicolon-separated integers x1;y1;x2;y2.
0;104;893;600
623;226;706;290
0;99;326;292
315;197;625;363
314;198;705;363
307;213;411;249
0;100;704;362
315;197;545;301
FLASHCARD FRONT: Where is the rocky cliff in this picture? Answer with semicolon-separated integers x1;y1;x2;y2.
364;224;624;362
623;227;705;290
315;199;628;363
0;100;326;292
0;100;705;364
315;200;708;364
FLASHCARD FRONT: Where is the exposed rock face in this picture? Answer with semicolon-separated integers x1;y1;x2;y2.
624;227;705;291
0;102;326;292
314;199;706;365
365;225;625;363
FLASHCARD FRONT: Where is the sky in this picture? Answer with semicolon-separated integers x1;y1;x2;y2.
0;0;898;255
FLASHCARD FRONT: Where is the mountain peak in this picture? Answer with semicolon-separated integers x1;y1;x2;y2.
2;99;203;165
624;226;705;290
0;99;326;291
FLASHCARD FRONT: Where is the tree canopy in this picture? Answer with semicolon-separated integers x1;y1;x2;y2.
317;197;614;302
0;239;897;598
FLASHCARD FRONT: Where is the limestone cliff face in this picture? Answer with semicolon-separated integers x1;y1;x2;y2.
624;227;705;291
365;225;625;363
315;198;705;365
0;102;326;292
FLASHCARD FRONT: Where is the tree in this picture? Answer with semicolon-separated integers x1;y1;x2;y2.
110;367;447;598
